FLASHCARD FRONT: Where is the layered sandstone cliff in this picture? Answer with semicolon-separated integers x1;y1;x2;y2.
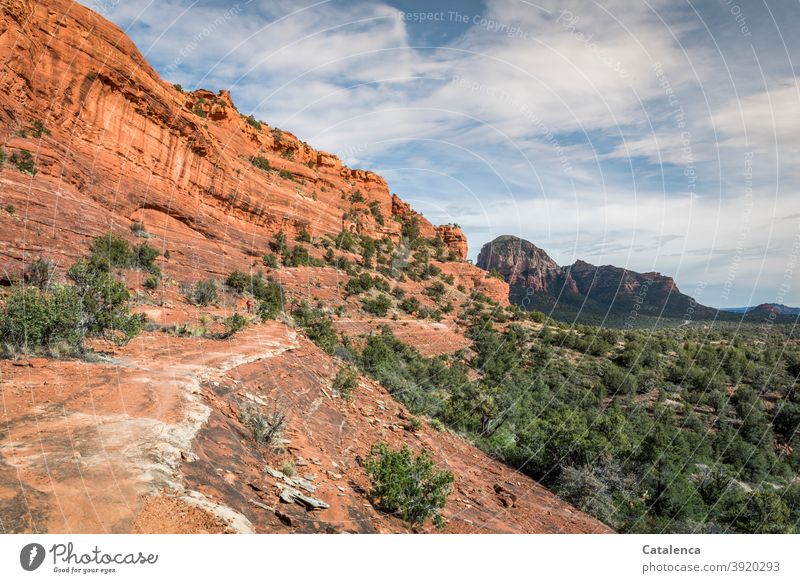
0;0;471;279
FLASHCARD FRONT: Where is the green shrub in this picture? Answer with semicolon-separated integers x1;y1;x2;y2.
404;416;422;432
362;294;392;317
335;230;357;252
245;115;262;130
133;243;160;272
226;270;259;294
90;233;159;273
333;365;359;399
368;200;384;225
269;231;288;255
249;156;271;171
24;258;56;291
283;245;321;267
130;222;147;236
401;217;420;242
173;83;184;92
4;204;13;215
89;233;133;270
256;281;284;321
400;296;422;315
225;270;283;319
0;263;143;358
192;279;218;306
488;268;505;281
293;304;337;354
239;404;286;448
733;489;790;534
296;228;312;243
335;256;351;271
346;272;377;296
424;281;446;302
603;364;637;395
773;402;800;441
31;121;50;138
143;275;159;290
0;286;80;354
223;313;248;337
66;259;145;345
363;443;453;528
263;252;279;268
10;150;36;176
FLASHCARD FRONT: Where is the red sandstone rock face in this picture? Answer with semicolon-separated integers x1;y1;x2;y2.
435;224;468;260
0;0;458;276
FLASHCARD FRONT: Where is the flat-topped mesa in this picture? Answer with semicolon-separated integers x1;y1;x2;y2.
0;0;466;274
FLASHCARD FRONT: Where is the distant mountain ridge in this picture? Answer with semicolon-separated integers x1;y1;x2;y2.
477;235;717;324
723;304;800;316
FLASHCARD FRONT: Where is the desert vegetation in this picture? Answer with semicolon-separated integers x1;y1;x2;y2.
363;442;454;528
0;243;146;358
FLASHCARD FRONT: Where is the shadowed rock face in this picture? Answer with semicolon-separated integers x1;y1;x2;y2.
477;235;716;321
477;235;566;294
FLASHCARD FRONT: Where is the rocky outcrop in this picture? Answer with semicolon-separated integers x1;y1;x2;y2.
477;235;567;293
477;235;716;321
435;224;468;260
390;194;436;239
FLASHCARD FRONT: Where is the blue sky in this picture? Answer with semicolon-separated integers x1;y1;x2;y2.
82;0;800;308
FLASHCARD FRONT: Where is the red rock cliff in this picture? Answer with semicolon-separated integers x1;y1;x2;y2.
0;0;465;278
